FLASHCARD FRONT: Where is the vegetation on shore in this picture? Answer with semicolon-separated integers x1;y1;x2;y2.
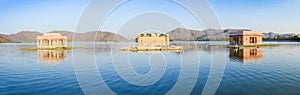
263;35;300;41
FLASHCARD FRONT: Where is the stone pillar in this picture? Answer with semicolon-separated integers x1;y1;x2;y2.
166;34;170;46
64;39;67;47
42;40;44;47
56;39;59;47
53;40;56;47
37;40;39;47
40;40;42;47
57;40;62;47
49;40;51;47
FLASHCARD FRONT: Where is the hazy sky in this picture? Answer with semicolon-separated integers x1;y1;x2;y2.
0;0;300;34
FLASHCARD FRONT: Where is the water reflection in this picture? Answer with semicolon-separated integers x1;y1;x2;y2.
229;48;262;63
37;50;67;65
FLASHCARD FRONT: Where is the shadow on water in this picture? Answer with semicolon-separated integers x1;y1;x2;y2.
37;50;67;65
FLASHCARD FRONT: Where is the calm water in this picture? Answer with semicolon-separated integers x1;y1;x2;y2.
0;42;300;95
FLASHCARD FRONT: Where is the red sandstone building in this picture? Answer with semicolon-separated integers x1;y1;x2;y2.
229;31;263;45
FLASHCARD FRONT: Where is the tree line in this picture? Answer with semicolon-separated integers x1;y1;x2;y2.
263;35;300;41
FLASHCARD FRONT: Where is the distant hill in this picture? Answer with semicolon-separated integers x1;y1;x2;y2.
49;30;128;42
168;28;300;41
262;32;300;38
262;32;278;38
1;28;299;43
167;28;250;40
0;34;12;43
1;31;42;42
168;28;207;40
0;30;128;43
262;32;300;40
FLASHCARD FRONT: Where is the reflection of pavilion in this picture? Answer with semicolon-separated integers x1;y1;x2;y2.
37;50;67;65
229;48;262;63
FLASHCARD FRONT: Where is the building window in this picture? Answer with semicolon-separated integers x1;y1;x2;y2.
249;37;257;44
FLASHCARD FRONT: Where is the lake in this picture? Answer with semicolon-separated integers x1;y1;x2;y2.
0;41;300;95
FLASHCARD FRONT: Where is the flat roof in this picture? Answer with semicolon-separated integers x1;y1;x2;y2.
229;31;262;36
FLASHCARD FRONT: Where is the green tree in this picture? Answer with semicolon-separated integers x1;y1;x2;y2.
140;33;144;37
159;34;166;37
154;33;158;37
276;35;286;40
291;36;300;40
146;33;151;37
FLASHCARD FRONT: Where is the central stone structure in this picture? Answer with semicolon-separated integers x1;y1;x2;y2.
36;33;68;48
121;33;182;52
137;33;169;47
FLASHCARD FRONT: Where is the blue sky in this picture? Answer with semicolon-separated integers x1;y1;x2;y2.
0;0;300;34
210;0;300;33
0;0;89;34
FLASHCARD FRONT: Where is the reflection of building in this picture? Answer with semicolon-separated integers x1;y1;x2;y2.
37;50;67;65
36;33;68;48
229;31;262;45
229;48;262;63
137;33;169;47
